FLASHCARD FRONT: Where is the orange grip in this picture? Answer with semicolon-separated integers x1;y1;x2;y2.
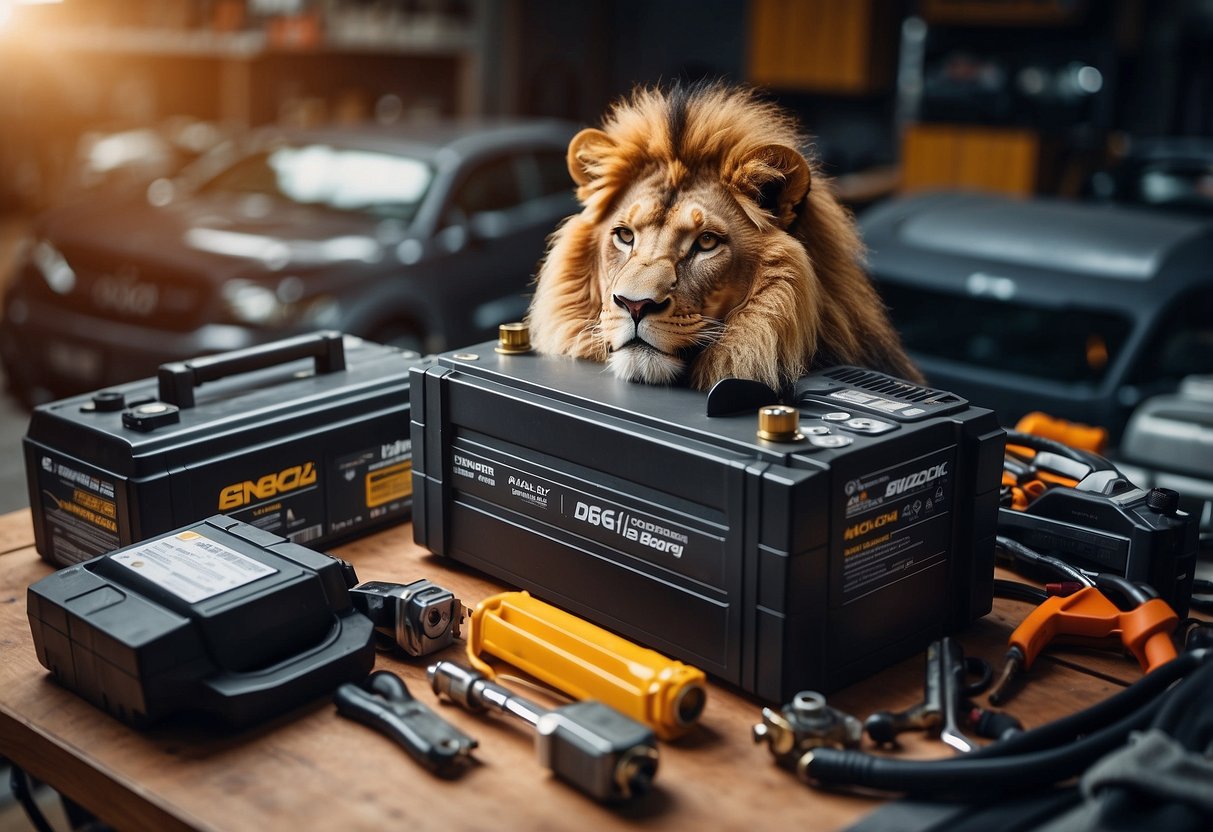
1118;598;1179;672
1011;587;1121;669
1014;412;1108;454
1009;587;1178;673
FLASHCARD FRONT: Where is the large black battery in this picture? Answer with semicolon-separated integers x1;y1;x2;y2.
26;331;425;568
411;346;1005;703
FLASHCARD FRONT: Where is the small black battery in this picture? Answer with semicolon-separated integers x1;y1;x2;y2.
411;346;1005;703
27;515;375;726
25;331;425;568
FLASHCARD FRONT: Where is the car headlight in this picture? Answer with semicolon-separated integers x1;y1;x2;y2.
221;278;339;327
31;239;76;294
221;279;285;325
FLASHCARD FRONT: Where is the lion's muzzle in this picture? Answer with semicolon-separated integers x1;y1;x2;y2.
612;295;671;323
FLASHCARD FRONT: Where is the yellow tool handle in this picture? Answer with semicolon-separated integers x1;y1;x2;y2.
467;590;707;740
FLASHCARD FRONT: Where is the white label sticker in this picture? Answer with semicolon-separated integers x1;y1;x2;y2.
112;531;277;603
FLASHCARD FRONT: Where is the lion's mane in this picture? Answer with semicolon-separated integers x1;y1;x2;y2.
526;82;921;390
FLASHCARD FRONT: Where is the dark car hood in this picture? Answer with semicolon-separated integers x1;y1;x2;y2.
37;191;396;285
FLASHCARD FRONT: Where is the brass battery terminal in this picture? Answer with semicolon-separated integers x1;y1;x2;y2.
752;691;862;778
429;661;659;802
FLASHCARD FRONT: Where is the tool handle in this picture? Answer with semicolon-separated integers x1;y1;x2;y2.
1010;587;1121;669
1011;588;1179;673
467;590;706;740
335;671;476;776
1118;599;1179;672
158;330;346;408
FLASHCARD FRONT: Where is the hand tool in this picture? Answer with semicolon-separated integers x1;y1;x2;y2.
864;637;1021;753
335;670;477;777
428;660;658;802
988;585;1179;705
752;690;861;776
350;579;463;657
465;590;706;739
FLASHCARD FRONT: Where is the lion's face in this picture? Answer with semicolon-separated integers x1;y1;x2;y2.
525;83;921;391
596;172;763;385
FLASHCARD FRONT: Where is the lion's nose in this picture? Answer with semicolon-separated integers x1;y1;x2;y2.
613;295;669;323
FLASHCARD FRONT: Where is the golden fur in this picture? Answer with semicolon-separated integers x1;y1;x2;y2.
526;83;921;391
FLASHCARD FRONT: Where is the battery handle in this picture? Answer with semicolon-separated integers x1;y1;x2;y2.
158;330;347;408
200;608;374;720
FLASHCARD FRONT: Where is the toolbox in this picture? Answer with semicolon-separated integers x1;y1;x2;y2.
26;331;425;568
411;345;1006;703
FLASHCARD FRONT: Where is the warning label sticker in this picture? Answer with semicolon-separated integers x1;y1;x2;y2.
839;448;955;602
37;454;120;565
329;439;412;536
112;530;276;603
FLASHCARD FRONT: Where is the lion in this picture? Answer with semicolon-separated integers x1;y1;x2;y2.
525;82;922;392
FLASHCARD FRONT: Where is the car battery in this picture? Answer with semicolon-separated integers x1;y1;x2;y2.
26;331;426;568
410;345;1005;703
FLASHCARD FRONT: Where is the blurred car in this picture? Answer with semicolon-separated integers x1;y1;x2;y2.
70;116;233;197
0;117;579;404
860;191;1213;440
1089;136;1213;217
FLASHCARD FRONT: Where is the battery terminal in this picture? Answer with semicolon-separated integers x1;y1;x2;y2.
757;405;804;442
495;322;532;354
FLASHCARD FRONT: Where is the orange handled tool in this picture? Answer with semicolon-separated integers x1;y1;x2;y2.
989;586;1178;704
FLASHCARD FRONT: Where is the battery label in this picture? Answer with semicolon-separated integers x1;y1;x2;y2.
112;530;276;603
829;388;913;414
450;447;725;587
218;457;326;545
839;448;955;602
329;439;412;536
37;454;120;565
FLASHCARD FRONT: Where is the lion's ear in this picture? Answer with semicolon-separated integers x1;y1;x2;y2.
734;144;811;229
567;128;617;186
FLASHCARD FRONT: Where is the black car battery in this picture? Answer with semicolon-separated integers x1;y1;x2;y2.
410;345;1005;703
27;515;375;726
26;331;425;568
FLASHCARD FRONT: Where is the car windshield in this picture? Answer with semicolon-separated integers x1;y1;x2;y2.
196;142;433;222
879;283;1133;384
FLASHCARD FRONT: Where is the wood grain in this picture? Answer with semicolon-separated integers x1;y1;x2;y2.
0;511;1159;832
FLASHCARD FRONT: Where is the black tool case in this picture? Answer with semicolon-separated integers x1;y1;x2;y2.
26;331;425;568
27;515;375;726
411;346;1005;703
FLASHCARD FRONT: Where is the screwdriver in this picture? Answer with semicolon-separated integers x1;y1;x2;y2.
428;660;659;802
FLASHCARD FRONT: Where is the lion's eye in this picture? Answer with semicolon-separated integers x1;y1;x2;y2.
612;227;635;249
694;232;721;252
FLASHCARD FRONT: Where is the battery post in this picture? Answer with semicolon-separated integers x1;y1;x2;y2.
756;405;804;442
495;322;532;355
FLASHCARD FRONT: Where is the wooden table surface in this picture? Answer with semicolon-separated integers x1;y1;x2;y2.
0;509;1149;832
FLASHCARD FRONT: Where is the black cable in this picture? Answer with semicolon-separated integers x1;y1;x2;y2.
805;687;1167;795
993;579;1049;606
8;765;55;832
1003;430;1112;471
996;535;1093;587
804;650;1211;796
967;650;1206;760
1092;572;1155;606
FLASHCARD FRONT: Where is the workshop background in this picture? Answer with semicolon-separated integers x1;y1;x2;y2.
3;0;1212;500
1;1;1212;829
2;1;1212;497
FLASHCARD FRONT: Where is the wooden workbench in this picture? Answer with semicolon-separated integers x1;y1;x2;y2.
0;510;1143;831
